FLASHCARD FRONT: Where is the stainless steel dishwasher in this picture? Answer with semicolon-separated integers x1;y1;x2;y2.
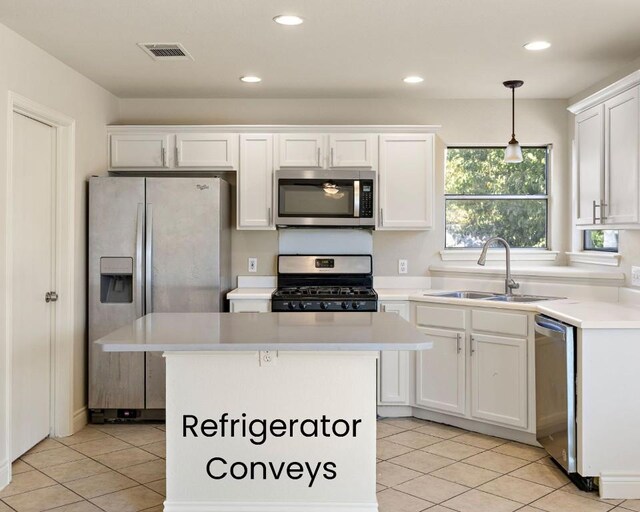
534;314;577;473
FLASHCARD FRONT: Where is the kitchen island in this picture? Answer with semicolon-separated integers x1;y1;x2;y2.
97;312;431;512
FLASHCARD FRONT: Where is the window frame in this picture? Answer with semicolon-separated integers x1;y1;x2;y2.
444;145;551;250
582;229;619;253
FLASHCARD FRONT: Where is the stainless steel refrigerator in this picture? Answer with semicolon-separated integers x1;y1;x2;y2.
88;177;231;422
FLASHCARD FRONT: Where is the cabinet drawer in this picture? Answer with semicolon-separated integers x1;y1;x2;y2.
415;305;466;330
471;309;528;337
229;300;270;313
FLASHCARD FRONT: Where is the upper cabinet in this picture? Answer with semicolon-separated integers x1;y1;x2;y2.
238;134;275;230
569;71;640;229
175;133;238;169
378;134;435;230
110;133;169;169
276;134;325;168
328;134;376;168
275;133;377;169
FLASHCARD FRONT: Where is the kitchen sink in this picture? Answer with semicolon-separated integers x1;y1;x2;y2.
430;290;500;299
483;294;563;303
428;291;563;303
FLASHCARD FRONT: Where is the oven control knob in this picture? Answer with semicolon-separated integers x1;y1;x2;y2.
352;302;360;310
320;301;328;310
341;301;350;310
288;302;296;310
299;302;307;310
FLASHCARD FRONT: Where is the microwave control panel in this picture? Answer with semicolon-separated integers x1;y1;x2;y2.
360;181;374;218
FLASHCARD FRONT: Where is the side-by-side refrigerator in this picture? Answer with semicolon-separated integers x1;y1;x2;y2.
88;177;231;422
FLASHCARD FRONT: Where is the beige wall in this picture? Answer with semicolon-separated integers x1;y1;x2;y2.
118;97;570;279
0;22;119;478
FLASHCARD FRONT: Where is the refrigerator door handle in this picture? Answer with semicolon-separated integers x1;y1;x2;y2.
135;203;145;317
145;203;153;314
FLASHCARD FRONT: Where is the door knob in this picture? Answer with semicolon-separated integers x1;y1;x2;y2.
45;291;58;303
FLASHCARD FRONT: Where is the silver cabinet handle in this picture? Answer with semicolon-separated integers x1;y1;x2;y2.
592;200;599;224
267;207;272;225
175;145;181;166
161;147;166;167
45;291;58;303
145;203;153;313
456;333;462;354
600;199;607;223
331;147;334;167
380;208;384;226
317;147;321;167
135;203;144;317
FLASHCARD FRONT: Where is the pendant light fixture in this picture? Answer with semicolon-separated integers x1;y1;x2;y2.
503;80;524;163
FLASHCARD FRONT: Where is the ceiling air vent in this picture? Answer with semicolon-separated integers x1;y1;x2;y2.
138;43;194;61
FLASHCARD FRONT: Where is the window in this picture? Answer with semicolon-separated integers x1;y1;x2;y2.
583;230;619;252
445;146;549;249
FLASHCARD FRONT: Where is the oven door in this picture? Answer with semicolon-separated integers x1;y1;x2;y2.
275;170;374;227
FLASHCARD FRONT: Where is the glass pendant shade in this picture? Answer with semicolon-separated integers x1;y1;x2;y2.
503;80;524;163
505;137;523;163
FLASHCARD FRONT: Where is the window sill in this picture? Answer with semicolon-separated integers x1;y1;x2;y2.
440;249;559;263
567;251;621;267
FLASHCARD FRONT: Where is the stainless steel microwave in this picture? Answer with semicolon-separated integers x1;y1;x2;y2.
275;169;376;228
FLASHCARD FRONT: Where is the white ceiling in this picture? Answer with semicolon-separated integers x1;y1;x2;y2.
1;0;639;99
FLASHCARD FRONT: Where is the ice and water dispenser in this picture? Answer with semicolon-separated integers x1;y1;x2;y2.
100;257;133;303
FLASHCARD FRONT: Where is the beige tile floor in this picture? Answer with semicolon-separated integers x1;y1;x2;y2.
1;418;637;512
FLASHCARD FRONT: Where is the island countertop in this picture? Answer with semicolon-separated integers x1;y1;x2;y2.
96;312;433;352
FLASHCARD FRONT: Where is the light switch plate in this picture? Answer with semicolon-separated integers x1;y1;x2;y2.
632;266;640;286
398;259;408;274
248;257;257;273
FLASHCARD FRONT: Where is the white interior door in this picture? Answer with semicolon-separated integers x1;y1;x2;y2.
11;112;56;460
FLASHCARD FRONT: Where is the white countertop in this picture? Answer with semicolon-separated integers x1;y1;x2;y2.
97;312;433;352
227;287;276;300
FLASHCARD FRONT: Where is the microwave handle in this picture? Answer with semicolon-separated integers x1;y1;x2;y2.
354;180;360;218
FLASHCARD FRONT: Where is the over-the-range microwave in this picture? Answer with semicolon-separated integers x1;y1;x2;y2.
275;169;376;228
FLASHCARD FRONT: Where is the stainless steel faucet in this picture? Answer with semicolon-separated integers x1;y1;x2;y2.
477;237;520;295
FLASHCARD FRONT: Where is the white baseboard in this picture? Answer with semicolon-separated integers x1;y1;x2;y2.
599;473;640;499
0;457;10;491
164;502;377;512
72;406;88;434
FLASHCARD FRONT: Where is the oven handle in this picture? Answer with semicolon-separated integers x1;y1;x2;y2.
354;180;360;218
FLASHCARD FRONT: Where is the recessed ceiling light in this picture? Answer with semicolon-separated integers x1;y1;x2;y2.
403;76;424;84
273;15;304;26
524;41;551;51
240;76;262;83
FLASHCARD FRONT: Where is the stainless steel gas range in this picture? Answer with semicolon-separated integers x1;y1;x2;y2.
271;255;378;312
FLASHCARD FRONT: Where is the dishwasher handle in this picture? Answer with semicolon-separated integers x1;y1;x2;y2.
534;315;567;340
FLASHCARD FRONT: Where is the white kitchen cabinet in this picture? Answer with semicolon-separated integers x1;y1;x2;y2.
415;327;466;415
470;333;528;429
229;299;270;313
575;106;604;225
328;134;376;168
378;134;434;229
110;133;169;169
378;301;410;405
238;134;275;230
276;134;325;168
175;133;238;168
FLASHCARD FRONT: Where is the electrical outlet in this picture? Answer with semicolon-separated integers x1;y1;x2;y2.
632;266;640;286
248;257;258;273
398;259;408;274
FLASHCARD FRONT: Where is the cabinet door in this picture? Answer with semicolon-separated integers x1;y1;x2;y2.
230;300;270;313
110;133;169;169
328;134;376;168
575;105;604;225
378;302;410;405
175;133;238;168
276;134;325;167
604;87;640;224
238;134;275;229
415;327;465;415
378;134;434;229
470;333;527;428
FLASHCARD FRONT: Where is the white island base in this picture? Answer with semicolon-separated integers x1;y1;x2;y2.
165;350;378;512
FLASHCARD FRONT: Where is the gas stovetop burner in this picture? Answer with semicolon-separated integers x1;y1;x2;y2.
273;286;377;299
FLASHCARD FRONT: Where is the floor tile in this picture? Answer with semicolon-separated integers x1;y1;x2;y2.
90;485;164;512
65;470;138;499
413;422;465;439
376;461;422;487
464;451;529;474
382;417;429;430
621;499;640;511
56;429;110;446
94;447;159;469
0;470;57;498
430;462;501;488
108;429;165;447
139;442;165;459
3;484;83;512
394;474;469;503
139;506;164;512
423;440;484;461
454;432;508;450
388;450;455;474
532;489;615;512
119;460;166;484
376;488;433;512
385;431;442;449
442;489;521;512
144;478;165;496
492;441;547;462
479;475;554;504
21;446;86;469
376;483;387;493
40;458;110;483
426;507;459;512
24;438;65;455
535;456;555;467
72;437;131;457
377;422;406;439
46;502;104;511
0;502;13;512
11;460;34;475
377;439;414;460
509;462;570;488
560;483;623;506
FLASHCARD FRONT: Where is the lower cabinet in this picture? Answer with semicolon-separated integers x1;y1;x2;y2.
378;301;410;405
229;299;270;313
415;327;466;415
470;333;528;428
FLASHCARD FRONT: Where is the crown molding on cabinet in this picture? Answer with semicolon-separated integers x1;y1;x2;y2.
568;70;640;114
107;124;442;134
